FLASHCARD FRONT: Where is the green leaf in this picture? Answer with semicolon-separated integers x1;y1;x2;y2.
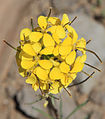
32;107;54;119
24;97;43;105
59;95;63;119
48;94;59;100
65;99;89;119
51;96;55;106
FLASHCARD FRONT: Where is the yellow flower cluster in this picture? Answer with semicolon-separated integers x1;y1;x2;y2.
16;14;87;95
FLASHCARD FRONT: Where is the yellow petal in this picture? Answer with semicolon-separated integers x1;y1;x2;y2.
59;45;72;56
20;28;31;41
64;73;77;87
56;25;66;39
19;50;33;61
35;67;48;80
70;55;86;73
21;60;35;69
50;67;65;80
40;83;49;90
76;37;86;54
64;76;74;87
76;54;87;63
22;44;36;56
40;47;54;55
59;62;70;73
32;43;42;53
66;25;78;44
66;50;76;65
44;100;48;107
38;60;53;69
52;32;61;44
62;35;72;46
38;16;47;30
43;33;55;47
61;14;69;26
70;73;77;80
26;74;37;84
71;62;84;73
47;26;57;34
29;32;43;42
48;17;61;25
53;45;59;56
32;83;39;91
49;81;63;94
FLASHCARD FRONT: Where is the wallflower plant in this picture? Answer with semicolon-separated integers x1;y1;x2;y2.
4;8;102;99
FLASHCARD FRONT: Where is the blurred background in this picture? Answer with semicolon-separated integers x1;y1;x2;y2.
0;0;105;119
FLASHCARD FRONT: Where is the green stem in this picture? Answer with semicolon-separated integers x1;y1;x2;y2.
47;7;52;21
31;17;34;31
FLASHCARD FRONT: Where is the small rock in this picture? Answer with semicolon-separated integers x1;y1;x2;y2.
16;84;49;119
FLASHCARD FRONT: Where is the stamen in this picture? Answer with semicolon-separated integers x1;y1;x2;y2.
63;16;77;27
86;39;92;45
76;47;102;63
68;72;95;88
47;7;52;20
84;62;101;72
3;40;17;51
31;17;34;31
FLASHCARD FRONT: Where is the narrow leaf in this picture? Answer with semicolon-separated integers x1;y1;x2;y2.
32;107;54;119
65;99;89;119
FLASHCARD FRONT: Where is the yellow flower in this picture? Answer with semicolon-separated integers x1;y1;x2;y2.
76;37;86;54
26;73;37;84
15;13;91;95
49;67;65;81
70;54;87;73
66;25;78;44
49;81;63;94
65;50;76;65
38;16;47;30
38;60;53;70
66;26;86;54
40;33;60;56
19;43;41;69
20;28;32;41
48;14;70;40
63;73;77;87
48;17;61;26
59;35;73;57
35;66;49;81
59;62;70;73
55;14;70;39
